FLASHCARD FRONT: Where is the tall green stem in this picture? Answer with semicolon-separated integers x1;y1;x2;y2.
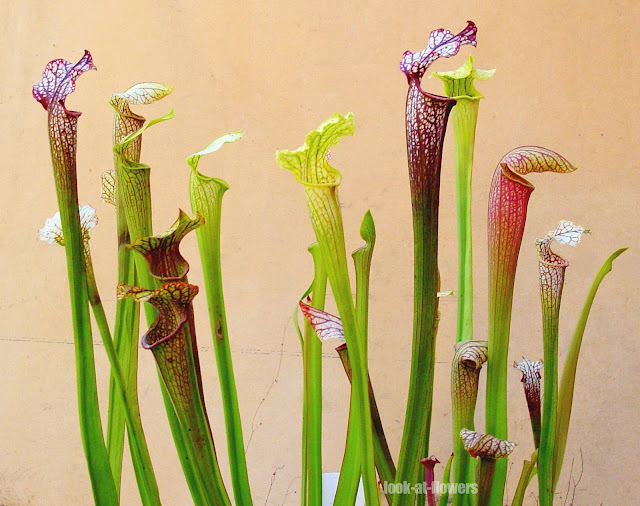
333;210;378;504
277;113;379;505
512;450;538;506
438;454;454;506
119;280;231;506
302;244;327;505
537;257;565;506
33;52;118;504
294;287;313;506
316;192;376;506
127;211;232;506
106;82;172;494
434;57;494;344
453;99;477;343
114;113;207;504
535;220;590;505
106;230;140;492
336;345;396;491
188;134;253;505
58;189;117;505
85;250;161;505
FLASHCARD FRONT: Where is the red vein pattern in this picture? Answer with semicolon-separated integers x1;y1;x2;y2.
453;341;489;416
128;210;204;280
451;340;488;500
32;51;96;193
488;148;576;290
400;21;477;81
127;209;206;392
535;220;587;339
110;83;172;163
395;23;476;499
33;52;118;503
117;282;203;436
537;237;569;320
299;300;345;342
487;146;577;358
514;358;543;447
33;50;96;113
116;279;228;501
485;146;577;500
487;163;535;319
460;429;515;459
486;147;577;400
500;146;576;175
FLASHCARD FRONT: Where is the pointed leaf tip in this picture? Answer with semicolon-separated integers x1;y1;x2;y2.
114;109;175;157
187;130;244;172
359;210;376;243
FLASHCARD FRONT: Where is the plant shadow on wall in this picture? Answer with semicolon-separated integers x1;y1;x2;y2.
34;21;626;506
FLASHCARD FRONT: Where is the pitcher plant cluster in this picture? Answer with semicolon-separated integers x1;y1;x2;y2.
35;20;626;506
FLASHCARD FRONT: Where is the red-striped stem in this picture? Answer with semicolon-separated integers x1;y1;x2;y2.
126;211;230;506
451;341;488;505
33;51;119;505
514;359;543;449
112;113;205;503
485;147;576;504
395;22;478;504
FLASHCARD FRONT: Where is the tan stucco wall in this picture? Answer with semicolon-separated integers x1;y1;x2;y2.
2;1;638;504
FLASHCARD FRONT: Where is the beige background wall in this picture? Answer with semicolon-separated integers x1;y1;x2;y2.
2;1;638;504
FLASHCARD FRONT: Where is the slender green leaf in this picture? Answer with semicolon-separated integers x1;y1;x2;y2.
511;450;538;506
438;454;454;506
552;248;627;489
